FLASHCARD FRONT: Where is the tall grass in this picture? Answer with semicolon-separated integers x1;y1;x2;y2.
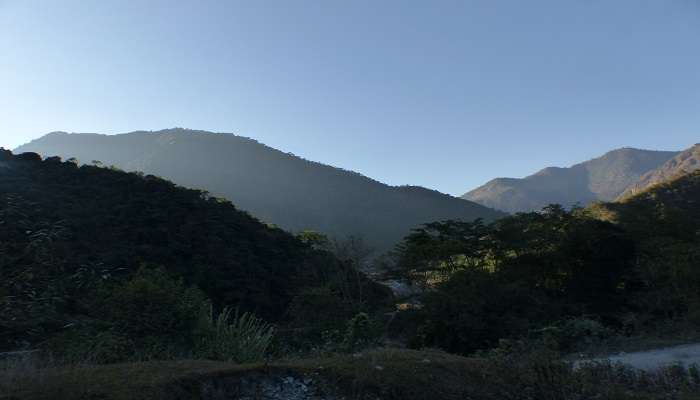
196;305;275;363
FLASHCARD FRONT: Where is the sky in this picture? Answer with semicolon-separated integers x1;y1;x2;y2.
1;1;699;195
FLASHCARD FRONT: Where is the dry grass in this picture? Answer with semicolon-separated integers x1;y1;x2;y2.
1;358;258;400
4;348;700;400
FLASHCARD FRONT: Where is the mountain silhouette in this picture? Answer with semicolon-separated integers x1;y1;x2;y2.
463;148;678;213
16;128;504;251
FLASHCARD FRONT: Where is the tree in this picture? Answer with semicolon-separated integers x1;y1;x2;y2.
397;219;490;286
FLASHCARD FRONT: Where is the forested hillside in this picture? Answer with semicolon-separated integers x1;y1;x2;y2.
16;129;504;251
0;149;390;356
390;169;700;356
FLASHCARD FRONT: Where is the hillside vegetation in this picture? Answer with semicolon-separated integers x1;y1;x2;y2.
15;129;504;251
4;148;700;399
0;149;390;357
388;169;700;357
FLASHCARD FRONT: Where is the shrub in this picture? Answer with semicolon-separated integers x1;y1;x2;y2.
43;267;208;363
103;267;207;339
537;317;614;352
288;285;354;333
195;306;275;363
419;268;538;355
47;327;134;364
341;312;382;352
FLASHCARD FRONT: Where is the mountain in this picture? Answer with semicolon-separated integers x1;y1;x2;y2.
462;148;678;213
618;144;700;200
591;169;700;244
15;129;504;251
0;149;389;350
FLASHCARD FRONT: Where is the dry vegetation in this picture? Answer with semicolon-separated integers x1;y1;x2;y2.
4;349;700;400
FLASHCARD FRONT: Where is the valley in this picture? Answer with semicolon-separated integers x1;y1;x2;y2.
3;141;700;399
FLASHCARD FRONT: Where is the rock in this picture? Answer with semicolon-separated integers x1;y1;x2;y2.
202;373;342;400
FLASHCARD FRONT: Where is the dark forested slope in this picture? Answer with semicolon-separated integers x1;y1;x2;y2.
0;149;389;351
16;129;504;251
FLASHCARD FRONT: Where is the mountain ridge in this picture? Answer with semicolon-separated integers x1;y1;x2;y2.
618;143;700;200
462;147;679;213
15;128;504;251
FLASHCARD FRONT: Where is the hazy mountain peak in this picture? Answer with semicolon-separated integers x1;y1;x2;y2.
463;147;679;213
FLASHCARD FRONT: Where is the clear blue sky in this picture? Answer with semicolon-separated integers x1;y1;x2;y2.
1;0;699;195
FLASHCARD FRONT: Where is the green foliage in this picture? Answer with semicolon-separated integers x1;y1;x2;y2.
420;267;541;354
195;306;274;363
103;267;207;340
596;171;700;326
43;267;207;363
285;236;393;347
296;230;331;250
309;311;384;354
395;206;636;354
340;312;382;353
396;219;490;286
395;171;700;355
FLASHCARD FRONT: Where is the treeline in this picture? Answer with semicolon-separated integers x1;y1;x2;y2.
390;171;700;355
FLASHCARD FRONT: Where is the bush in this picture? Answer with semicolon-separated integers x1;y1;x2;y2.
43;267;208;363
195;306;275;363
288;285;354;333
341;312;383;352
46;327;134;364
419;268;539;355
103;267;207;339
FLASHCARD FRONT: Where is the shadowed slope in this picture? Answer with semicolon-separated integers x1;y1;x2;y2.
0;149;392;351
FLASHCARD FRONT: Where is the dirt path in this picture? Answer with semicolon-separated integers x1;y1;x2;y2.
585;343;700;371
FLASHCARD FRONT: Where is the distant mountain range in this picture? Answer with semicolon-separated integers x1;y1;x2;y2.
15;129;504;251
462;147;697;213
